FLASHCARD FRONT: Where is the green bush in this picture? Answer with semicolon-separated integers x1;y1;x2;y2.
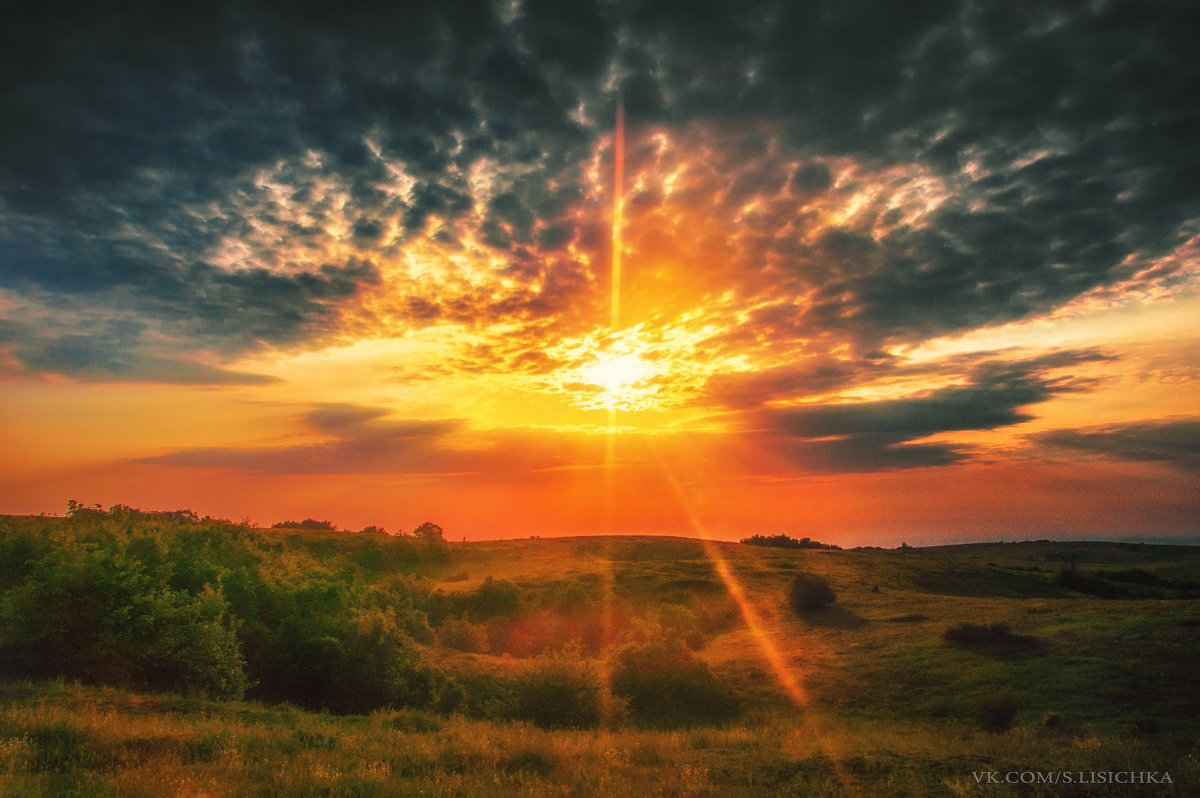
510;646;601;729
0;508;446;715
788;573;836;614
0;541;248;699
976;688;1023;732
437;617;490;653
462;577;521;621
611;638;736;727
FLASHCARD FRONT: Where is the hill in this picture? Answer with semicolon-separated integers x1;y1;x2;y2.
2;508;1199;795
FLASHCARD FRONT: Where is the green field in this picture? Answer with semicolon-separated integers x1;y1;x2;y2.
2;509;1198;796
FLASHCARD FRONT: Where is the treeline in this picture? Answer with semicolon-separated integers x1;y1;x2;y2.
0;506;745;727
739;533;841;550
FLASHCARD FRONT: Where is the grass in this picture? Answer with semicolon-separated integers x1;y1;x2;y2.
3;522;1200;795
2;680;1197;796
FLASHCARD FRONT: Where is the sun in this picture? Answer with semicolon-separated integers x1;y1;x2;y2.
577;349;660;411
581;352;653;396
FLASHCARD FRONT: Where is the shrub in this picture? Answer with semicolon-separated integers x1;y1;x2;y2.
437;617;490;653
462;577;522;621
788;573;836;614
976;688;1023;732
611;638;736;727
510;646;601;729
0;542;248;699
249;606;437;714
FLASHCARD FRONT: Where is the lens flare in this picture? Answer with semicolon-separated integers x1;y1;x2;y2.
611;105;624;330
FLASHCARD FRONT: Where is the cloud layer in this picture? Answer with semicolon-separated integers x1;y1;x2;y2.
3;0;1198;487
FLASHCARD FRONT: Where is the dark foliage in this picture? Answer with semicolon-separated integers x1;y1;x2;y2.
1055;569;1127;598
976;689;1023;733
740;534;841;550
788;573;837;613
413;522;444;541
271;519;339;531
0;504;446;714
611;638;737;727
459;576;522;622
510;647;601;729
0;530;247;698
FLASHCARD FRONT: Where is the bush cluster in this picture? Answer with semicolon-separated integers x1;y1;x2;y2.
510;646;602;729
1;506;746;728
0;506;442;714
788;573;836;613
611;637;736;726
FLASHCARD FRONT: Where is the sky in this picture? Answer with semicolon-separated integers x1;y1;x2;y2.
2;1;1198;545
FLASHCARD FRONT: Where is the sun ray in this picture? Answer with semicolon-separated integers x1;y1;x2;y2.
611;104;624;331
647;441;872;795
600;104;625;725
658;469;807;705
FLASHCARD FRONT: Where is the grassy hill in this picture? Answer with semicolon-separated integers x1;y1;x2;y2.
2;509;1198;795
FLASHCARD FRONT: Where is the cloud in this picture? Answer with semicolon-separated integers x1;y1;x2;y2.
136;402;609;477
0;314;276;385
1;0;1196;390
1033;418;1200;472
745;351;1108;473
703;358;876;410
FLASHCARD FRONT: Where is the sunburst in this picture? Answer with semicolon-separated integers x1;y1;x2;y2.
577;348;659;411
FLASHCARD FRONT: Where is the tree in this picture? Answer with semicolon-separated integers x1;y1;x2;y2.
412;522;444;542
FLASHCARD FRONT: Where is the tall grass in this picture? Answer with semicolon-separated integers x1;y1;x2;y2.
4;680;1198;796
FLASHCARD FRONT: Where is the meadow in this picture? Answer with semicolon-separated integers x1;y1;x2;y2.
2;507;1198;796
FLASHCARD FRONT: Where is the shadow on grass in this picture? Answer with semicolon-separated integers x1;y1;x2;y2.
801;606;868;629
943;622;1045;659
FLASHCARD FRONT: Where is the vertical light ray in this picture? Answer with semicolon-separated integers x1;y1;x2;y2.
611;104;624;331
600;106;625;721
604;106;625;475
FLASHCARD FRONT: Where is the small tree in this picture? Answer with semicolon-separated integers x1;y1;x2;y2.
789;573;836;614
413;522;444;542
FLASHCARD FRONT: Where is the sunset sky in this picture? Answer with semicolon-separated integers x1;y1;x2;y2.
2;1;1198;545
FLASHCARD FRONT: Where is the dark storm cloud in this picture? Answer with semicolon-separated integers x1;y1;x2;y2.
2;0;1198;379
749;351;1108;473
1033;418;1200;472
